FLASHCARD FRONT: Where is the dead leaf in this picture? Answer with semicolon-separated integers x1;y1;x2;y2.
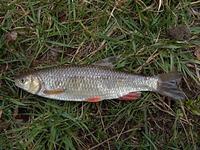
194;47;200;60
13;107;18;119
58;11;67;22
116;0;126;8
0;120;10;131
0;63;11;74
43;45;61;60
76;42;97;58
5;31;18;43
13;107;30;122
31;45;62;66
0;109;2;119
0;16;3;23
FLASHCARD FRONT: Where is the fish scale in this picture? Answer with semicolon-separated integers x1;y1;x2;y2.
33;66;154;101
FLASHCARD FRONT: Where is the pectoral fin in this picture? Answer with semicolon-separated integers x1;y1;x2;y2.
43;88;65;95
86;96;101;103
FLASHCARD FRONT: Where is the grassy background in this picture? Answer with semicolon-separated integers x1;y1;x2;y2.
0;0;200;149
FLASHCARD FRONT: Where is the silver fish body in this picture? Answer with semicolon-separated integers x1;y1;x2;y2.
14;65;185;101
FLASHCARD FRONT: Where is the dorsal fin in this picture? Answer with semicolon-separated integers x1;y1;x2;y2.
93;56;120;68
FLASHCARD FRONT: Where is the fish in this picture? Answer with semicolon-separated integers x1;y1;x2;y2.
14;65;186;102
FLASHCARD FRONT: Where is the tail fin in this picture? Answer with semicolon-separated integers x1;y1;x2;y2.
156;72;186;100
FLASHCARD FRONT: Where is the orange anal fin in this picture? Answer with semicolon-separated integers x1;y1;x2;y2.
86;96;101;103
43;88;65;95
119;92;141;101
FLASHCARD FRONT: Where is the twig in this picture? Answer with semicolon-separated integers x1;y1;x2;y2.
88;26;117;57
135;50;159;72
88;126;140;150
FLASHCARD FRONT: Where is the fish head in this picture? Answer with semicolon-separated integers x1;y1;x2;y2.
15;74;41;94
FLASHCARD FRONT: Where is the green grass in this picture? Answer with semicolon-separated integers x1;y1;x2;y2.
0;0;200;149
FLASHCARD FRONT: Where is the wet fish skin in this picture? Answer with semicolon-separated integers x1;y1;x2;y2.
14;65;185;101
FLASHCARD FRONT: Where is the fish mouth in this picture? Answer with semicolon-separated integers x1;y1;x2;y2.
14;77;23;88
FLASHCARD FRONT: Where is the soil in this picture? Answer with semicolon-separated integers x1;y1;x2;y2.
167;25;191;41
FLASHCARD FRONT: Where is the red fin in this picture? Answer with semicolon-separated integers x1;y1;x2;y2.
119;92;141;101
43;88;65;95
86;96;101;103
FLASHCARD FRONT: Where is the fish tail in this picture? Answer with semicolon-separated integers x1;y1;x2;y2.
156;72;186;100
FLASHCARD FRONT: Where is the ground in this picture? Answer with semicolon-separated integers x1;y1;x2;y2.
0;0;200;149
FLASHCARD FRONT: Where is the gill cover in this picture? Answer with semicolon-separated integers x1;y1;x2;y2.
15;75;41;94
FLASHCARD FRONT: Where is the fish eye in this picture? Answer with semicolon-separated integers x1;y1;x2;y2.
20;79;26;84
